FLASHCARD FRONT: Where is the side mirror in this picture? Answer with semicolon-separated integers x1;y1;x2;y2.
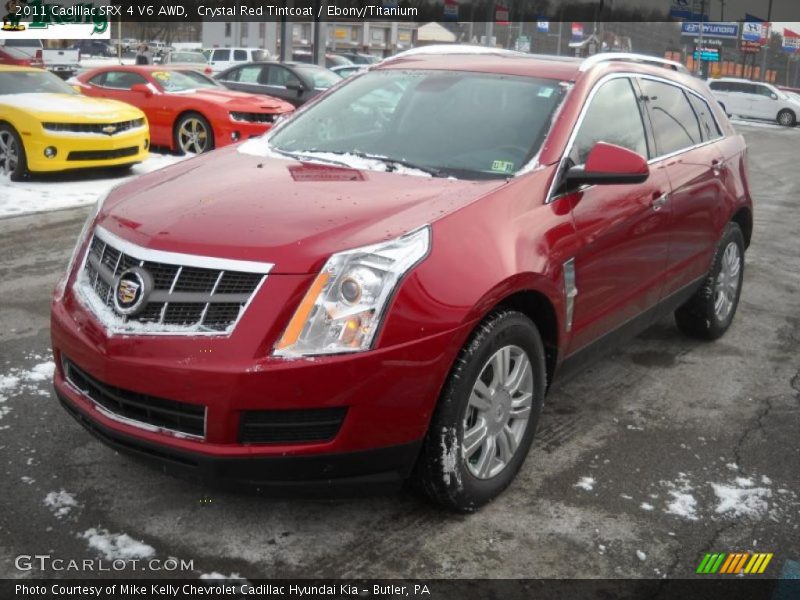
564;142;649;187
770;93;778;100
130;83;153;97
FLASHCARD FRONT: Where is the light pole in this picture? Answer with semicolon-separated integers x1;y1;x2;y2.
759;0;773;81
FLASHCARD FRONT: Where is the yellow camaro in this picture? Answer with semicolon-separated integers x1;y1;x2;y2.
0;65;149;180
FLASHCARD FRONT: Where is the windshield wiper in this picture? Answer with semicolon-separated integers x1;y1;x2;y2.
328;151;445;178
270;147;352;168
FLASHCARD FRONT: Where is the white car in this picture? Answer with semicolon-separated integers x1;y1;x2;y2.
205;47;271;73
708;78;800;126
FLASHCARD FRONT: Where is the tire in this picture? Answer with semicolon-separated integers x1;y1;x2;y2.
173;112;214;155
777;109;796;127
0;123;28;181
675;222;745;340
413;310;546;512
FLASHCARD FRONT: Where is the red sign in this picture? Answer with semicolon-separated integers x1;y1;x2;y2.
495;4;509;24
740;41;761;54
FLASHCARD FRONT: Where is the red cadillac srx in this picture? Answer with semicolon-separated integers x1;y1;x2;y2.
51;49;753;511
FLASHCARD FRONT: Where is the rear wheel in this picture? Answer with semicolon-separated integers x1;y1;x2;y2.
777;109;796;127
413;310;546;512
174;113;214;155
0;124;28;181
675;222;745;340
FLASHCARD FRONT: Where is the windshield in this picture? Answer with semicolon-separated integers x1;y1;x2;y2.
297;65;342;89
268;69;565;179
0;70;76;95
168;52;206;64
151;70;218;91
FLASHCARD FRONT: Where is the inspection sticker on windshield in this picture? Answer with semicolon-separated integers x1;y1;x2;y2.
491;160;514;174
538;87;555;98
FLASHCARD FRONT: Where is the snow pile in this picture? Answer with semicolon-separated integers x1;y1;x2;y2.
0;153;186;220
0;357;57;425
575;476;596;492
662;473;699;521
80;528;155;561
636;550;647;561
44;490;79;518
711;478;772;518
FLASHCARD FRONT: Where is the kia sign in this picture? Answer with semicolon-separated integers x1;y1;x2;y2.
681;22;739;39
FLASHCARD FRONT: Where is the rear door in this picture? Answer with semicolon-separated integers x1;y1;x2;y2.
217;64;266;95
638;78;726;296
560;76;672;353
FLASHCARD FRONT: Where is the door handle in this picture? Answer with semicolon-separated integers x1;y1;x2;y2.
651;192;669;211
711;159;722;178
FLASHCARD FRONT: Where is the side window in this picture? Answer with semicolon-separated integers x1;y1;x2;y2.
88;73;106;87
266;66;302;88
753;85;775;98
639;80;702;156
229;65;261;84
233;49;247;61
212;49;230;61
101;71;148;90
688;93;722;141
570;77;649;165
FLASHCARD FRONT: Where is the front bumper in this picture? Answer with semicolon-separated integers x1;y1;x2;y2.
51;284;469;484
25;128;149;173
215;119;273;147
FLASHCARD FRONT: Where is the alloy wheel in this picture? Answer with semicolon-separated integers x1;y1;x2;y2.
178;118;209;154
714;241;741;321
0;131;19;176
462;345;533;480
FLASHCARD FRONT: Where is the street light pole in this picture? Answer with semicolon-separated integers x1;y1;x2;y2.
760;0;773;81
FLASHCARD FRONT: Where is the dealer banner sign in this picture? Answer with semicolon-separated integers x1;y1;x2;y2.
680;22;740;39
1;0;111;38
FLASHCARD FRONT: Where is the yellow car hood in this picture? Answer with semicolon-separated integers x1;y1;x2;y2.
0;93;144;122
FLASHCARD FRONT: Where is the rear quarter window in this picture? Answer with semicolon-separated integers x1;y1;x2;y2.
688;93;722;141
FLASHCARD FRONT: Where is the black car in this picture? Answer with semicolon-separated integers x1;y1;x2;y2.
72;40;114;57
215;61;343;107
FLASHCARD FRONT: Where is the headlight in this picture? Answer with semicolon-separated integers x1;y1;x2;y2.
53;190;108;302
274;226;430;357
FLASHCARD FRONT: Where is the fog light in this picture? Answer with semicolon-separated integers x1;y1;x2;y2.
231;131;241;141
44;146;57;158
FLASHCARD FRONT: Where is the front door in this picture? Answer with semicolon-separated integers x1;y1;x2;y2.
559;76;672;353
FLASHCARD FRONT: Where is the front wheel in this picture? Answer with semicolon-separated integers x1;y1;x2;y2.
0;124;28;181
777;109;796;127
413;310;546;512
174;113;214;155
675;222;745;340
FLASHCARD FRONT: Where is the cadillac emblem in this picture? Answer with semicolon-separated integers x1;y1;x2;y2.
113;268;150;316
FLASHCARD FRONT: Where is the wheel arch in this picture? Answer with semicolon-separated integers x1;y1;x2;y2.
731;206;753;249
777;107;796;125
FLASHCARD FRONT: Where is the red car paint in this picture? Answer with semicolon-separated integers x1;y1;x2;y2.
74;66;294;151
0;46;44;68
51;53;752;486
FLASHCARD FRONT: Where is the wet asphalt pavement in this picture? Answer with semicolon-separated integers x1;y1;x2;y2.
0;123;798;581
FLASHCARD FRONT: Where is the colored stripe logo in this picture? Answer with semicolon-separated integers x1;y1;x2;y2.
697;552;773;574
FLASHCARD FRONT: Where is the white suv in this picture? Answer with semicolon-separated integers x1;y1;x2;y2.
206;47;271;73
708;78;800;126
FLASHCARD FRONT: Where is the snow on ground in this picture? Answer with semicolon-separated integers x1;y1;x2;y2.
711;479;772;518
80;528;156;561
0;353;57;428
574;476;596;492
79;57;136;68
0;153;186;220
44;490;79;518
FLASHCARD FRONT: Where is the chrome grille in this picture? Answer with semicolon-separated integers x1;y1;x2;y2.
76;227;272;335
43;118;146;135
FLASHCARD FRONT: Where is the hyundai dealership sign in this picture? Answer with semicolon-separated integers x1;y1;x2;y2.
681;22;740;39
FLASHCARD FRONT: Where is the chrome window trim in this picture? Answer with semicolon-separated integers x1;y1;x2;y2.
546;72;726;204
74;226;273;337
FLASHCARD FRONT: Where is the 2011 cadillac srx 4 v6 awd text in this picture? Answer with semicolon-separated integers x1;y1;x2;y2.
51;49;753;511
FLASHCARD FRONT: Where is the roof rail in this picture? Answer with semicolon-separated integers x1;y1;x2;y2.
579;53;689;73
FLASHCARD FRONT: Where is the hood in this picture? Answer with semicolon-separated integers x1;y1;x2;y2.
0;93;144;121
182;88;294;112
100;147;506;274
